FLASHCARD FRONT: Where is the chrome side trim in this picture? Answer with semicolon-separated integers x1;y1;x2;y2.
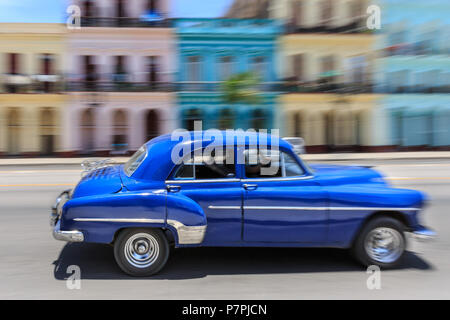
167;219;206;245
73;218;165;223
72;218;206;245
165;179;240;184
243;206;420;211
208;205;242;210
241;175;314;182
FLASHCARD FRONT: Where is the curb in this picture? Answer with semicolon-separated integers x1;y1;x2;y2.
1;152;450;166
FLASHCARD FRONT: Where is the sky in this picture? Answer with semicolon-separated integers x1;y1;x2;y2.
0;0;233;23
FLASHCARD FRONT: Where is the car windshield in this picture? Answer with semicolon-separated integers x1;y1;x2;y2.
124;145;147;177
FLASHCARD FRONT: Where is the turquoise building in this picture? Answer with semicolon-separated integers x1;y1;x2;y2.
374;0;450;148
174;18;282;131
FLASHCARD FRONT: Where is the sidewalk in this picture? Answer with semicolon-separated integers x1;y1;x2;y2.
1;151;450;166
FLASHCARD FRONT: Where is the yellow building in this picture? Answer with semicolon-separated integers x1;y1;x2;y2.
227;0;387;151
0;23;66;156
272;0;379;151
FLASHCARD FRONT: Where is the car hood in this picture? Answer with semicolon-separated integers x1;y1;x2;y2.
309;164;386;186
71;165;123;198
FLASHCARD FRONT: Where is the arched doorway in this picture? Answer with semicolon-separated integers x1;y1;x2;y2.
145;109;159;141
7;108;20;155
293;112;302;137
112;109;128;152
217;108;235;130
325;111;334;149
40;108;56;155
80;108;95;154
183;108;203;131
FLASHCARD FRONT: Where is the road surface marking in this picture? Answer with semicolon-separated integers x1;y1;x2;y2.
0;183;76;187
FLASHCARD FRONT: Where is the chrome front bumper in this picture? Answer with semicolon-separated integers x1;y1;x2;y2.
410;225;437;241
51;189;84;242
53;220;84;242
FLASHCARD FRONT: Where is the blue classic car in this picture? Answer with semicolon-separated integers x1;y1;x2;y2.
51;131;435;276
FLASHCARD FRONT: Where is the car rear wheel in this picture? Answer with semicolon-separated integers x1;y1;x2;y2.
352;217;406;269
114;228;169;276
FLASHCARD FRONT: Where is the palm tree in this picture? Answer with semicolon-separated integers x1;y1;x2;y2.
221;71;262;105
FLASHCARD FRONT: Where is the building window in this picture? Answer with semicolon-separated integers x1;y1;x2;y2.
147;0;158;12
184;108;203;131
251;109;266;130
116;0;127;17
218;108;235;129
7;108;21;155
145;109;160;141
80;108;95;154
251;56;266;81
320;0;334;25
187;56;202;82
147;56;160;84
219;56;234;81
112;109;128;152
292;54;304;81
291;0;303;27
40;108;56;155
293;112;302;137
7;53;19;74
113;56;127;82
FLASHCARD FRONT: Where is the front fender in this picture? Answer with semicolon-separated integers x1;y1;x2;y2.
61;190;167;243
326;184;426;246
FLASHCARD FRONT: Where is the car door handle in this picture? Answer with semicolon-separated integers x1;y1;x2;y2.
166;185;181;193
243;184;258;191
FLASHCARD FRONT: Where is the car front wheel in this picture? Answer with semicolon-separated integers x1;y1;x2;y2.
114;228;169;276
352;217;406;268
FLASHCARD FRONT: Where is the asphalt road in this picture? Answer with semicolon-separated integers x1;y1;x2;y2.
0;159;449;299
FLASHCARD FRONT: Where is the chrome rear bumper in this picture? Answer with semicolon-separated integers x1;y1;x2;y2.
53;220;84;242
411;226;437;241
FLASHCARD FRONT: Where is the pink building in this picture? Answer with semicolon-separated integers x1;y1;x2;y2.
63;0;176;156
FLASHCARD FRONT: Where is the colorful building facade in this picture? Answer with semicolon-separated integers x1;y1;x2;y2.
64;0;176;156
374;0;450;149
174;18;282;131
0;23;66;156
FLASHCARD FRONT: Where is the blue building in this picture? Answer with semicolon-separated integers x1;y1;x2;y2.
374;0;450;148
174;18;282;131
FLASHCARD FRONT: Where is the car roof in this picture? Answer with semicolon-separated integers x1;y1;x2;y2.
144;131;292;149
134;131;293;181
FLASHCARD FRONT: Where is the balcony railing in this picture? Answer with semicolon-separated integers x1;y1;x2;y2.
80;17;170;28
1;74;63;93
281;81;374;94
286;18;370;34
175;81;283;92
66;81;174;92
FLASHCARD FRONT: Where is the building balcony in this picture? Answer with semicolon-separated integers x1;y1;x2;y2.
1;74;63;93
175;81;282;92
374;85;450;94
80;16;170;28
174;18;282;36
286;18;370;34
280;80;374;94
66;81;174;92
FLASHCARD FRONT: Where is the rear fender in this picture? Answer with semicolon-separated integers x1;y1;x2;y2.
166;192;207;246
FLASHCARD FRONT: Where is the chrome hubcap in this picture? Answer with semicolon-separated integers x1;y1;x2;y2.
365;227;404;264
124;233;159;268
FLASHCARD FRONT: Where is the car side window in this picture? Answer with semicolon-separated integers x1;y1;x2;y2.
174;148;236;180
244;148;304;179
